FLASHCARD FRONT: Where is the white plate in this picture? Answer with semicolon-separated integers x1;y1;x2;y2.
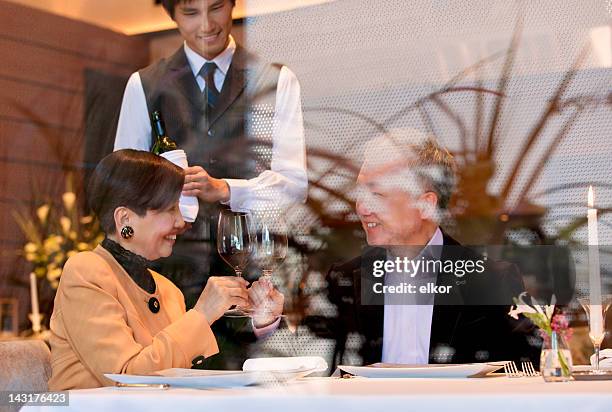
572;365;612;373
243;357;328;374
338;362;508;378
258;367;318;382
162;366;316;382
105;369;260;389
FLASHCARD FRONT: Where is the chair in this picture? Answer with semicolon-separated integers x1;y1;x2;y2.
0;340;51;392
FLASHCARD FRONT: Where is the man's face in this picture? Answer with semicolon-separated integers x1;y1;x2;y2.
355;163;432;246
173;0;234;60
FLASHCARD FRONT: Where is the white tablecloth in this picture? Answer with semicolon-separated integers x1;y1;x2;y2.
22;377;612;412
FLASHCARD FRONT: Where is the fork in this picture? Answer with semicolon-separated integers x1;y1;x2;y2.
503;361;523;378
521;361;540;377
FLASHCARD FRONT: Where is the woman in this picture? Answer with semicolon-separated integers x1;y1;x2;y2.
48;150;282;390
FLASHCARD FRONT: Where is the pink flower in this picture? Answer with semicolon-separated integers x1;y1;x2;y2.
541;312;573;344
551;313;570;333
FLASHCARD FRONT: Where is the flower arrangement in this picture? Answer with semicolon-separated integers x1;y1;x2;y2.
508;292;555;332
12;176;103;289
509;292;573;379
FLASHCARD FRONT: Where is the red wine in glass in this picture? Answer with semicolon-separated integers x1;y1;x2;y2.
217;210;254;317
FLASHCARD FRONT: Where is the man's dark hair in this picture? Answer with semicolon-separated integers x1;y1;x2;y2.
88;149;184;234
161;0;236;19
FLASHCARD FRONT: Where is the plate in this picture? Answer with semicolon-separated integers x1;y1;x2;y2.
337;362;508;378
243;357;328;374
572;371;612;381
572;365;612;373
104;369;260;389
258;367;318;382
571;365;612;380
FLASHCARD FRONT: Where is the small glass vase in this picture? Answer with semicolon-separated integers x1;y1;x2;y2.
540;331;573;382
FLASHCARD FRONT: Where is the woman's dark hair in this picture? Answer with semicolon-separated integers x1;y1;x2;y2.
88;150;185;234
162;0;236;19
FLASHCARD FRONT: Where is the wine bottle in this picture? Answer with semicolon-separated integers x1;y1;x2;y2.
150;111;178;155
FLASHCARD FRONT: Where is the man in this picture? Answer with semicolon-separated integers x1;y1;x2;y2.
114;0;306;303
320;129;538;368
114;0;306;368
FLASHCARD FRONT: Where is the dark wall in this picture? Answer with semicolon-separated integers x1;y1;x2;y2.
0;0;149;329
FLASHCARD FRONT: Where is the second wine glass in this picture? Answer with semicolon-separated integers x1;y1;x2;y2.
252;212;288;280
578;296;612;374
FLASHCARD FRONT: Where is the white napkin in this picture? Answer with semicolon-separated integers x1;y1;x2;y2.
590;348;612;368
242;356;328;373
160;150;199;223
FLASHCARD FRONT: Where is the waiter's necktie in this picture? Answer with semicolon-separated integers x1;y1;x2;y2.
200;62;220;109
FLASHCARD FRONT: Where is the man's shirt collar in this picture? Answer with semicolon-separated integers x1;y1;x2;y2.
183;35;236;78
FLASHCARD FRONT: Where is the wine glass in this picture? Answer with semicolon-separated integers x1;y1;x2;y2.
251;211;288;321
217;209;254;317
252;212;288;280
578;296;612;374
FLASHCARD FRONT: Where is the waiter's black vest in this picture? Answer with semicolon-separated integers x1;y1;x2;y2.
139;45;281;239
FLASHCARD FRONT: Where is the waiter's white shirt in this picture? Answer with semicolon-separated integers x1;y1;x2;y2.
114;36;307;212
381;227;444;364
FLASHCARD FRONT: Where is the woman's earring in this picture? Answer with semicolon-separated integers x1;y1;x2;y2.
120;226;134;239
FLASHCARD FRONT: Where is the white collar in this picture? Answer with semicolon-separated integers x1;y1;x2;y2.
428;227;444;247
183;35;236;78
387;226;444;260
421;226;444;260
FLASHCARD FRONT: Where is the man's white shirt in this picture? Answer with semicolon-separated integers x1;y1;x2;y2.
381;227;444;364
114;36;307;212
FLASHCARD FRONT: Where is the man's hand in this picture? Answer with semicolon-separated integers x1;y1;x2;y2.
249;277;284;328
183;166;230;203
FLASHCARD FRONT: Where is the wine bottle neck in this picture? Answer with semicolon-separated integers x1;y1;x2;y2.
150;112;177;154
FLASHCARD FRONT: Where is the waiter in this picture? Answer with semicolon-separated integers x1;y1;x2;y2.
114;0;307;315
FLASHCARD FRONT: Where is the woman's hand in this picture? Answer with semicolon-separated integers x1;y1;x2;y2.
194;276;249;325
249;277;284;328
182;166;230;203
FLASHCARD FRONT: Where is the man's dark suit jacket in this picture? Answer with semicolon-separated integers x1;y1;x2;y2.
312;232;540;369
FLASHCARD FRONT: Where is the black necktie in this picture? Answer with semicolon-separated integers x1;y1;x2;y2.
200;62;220;109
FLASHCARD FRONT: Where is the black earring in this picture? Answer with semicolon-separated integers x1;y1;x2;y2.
120;226;134;239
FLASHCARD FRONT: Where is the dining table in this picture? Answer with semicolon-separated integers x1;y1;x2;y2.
20;375;612;412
